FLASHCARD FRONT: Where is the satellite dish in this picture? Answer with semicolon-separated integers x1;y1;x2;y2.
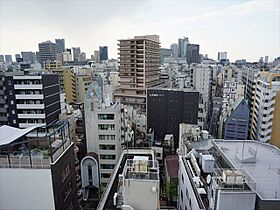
206;174;211;185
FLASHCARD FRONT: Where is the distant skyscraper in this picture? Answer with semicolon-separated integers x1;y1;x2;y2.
38;41;59;64
264;55;269;64
186;44;200;64
72;47;81;61
99;46;108;61
21;51;36;63
170;43;179;58
218;52;227;61
5;55;12;62
94;50;100;63
55;38;65;53
178;37;189;58
0;55;4;62
80;52;86;62
15;54;22;62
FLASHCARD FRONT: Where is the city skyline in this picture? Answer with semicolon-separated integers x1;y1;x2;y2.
0;0;279;61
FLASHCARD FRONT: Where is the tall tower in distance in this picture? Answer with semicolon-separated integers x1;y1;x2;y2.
38;41;59;64
55;38;65;53
114;35;161;112
99;46;108;61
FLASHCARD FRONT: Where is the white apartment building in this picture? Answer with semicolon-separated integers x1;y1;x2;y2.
85;82;122;185
250;71;280;147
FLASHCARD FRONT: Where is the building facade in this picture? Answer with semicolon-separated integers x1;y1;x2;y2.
147;88;200;149
4;74;61;130
99;46;108;61
114;35;161;111
250;71;280;147
55;38;65;53
38;41;59;64
84;82;122;185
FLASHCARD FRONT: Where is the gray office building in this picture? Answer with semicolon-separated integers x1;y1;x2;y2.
55;38;65;53
5;55;12;62
186;44;200;64
72;47;81;61
178;37;189;58
21;51;36;63
38;41;59;64
99;46;108;61
147;88;199;148
0;55;4;62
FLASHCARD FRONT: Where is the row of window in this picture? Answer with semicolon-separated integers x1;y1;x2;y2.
98;124;115;130
99;144;115;150
99;135;116;141
98;114;114;120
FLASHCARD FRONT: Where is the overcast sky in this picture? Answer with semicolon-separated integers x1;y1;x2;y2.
0;0;279;61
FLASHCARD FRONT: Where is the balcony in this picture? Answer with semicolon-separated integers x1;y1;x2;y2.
14;84;43;90
18;123;46;128
15;94;44;100
17;104;45;109
18;113;45;119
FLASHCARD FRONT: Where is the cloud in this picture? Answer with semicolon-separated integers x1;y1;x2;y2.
142;0;279;26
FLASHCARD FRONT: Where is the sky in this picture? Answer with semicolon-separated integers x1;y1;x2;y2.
0;0;279;62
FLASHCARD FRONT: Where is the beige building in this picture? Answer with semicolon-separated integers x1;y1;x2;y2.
43;60;62;70
114;35;162;112
75;73;92;102
51;68;76;103
250;70;280;148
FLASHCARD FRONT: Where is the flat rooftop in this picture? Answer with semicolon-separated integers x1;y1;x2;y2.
213;140;280;200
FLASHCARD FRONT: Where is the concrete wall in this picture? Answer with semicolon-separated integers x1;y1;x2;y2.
123;179;159;210
216;191;256;210
0;168;55;210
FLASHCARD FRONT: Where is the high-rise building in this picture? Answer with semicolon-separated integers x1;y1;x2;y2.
99;46;108;61
50;67;76;103
5;55;12;62
0;122;79;210
0;55;4;62
160;48;172;63
79;52;86;62
147;88;200;149
170;43;179;58
84;82;122;185
94;50;100;63
178;37;189;58
114;35;161;111
217;51;227;61
250;71;280;148
38;41;59;64
15;54;21;62
21;51;36;63
4;73;61;130
55;38;65;53
264;55;269;64
72;47;81;61
186;44;200;64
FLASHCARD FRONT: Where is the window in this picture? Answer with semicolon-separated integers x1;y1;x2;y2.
101;173;111;178
98;114;114;120
99;135;116;141
99;144;115;150
100;154;116;160
100;164;115;169
98;124;115;130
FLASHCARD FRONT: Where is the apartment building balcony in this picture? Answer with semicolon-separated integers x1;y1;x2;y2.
17;103;45;109
259;129;272;137
19;123;46;128
259;135;270;143
14;84;43;90
18;113;46;119
264;100;275;108
262;114;273;122
260;121;272;130
15;94;44;100
262;107;275;115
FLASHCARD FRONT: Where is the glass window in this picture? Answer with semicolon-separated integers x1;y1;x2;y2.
98;114;114;120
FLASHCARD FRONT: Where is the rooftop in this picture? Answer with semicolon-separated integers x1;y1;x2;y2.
213;140;280;200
